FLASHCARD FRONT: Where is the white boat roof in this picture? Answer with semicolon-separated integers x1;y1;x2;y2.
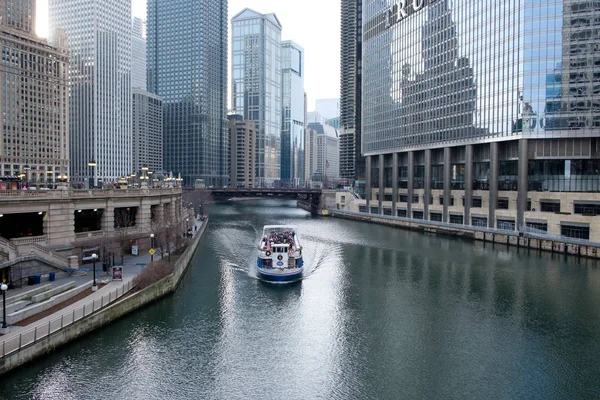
263;225;297;230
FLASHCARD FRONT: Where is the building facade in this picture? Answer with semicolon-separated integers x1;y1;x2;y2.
148;0;228;187
49;0;132;187
360;0;600;241
131;16;146;90
231;8;282;186
308;122;340;182
281;40;305;186
304;126;317;184
132;89;163;173
228;114;256;188
0;0;70;186
340;0;364;182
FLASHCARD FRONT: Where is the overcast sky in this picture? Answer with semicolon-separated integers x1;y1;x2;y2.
36;0;340;111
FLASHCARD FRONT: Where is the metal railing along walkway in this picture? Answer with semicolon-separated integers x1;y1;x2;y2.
0;279;134;358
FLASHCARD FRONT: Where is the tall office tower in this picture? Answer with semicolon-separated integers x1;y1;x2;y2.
148;0;228;187
0;0;69;185
228;114;256;188
361;0;600;241
340;0;364;183
132;17;146;90
49;0;131;187
304;126;317;183
308;122;340;182
231;9;282;186
281;40;305;186
132;89;163;173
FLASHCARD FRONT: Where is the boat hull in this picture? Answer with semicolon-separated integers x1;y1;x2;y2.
256;268;303;282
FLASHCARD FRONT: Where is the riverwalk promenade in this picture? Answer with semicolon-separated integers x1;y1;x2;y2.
0;218;205;371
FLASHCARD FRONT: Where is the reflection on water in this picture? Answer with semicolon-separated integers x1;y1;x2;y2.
1;200;600;400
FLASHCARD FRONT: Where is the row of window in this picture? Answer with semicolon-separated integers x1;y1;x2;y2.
374;193;600;215
358;206;591;240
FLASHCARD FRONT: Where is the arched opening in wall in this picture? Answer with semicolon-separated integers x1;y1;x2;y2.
114;207;137;228
0;212;44;239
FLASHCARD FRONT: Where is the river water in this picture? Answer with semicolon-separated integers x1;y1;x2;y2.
2;200;600;400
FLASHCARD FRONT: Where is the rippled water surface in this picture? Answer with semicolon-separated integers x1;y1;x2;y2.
2;200;600;399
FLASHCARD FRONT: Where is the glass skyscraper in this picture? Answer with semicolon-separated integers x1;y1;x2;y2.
340;0;365;183
49;0;132;187
281;40;305;186
359;0;600;242
148;0;228;187
231;9;282;186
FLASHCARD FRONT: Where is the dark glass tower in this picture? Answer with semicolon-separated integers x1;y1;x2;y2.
147;0;229;187
340;0;365;183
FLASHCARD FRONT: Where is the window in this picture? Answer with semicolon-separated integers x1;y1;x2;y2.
439;196;454;206
399;194;408;203
383;208;392;216
574;202;600;215
540;200;561;213
472;197;482;208
359;205;367;213
497;198;509;209
370;206;379;214
430;212;442;222
497;219;515;231
526;221;548;231
449;214;463;224
527;199;532;211
472;216;487;227
561;224;590;240
413;211;423;219
398;209;407;217
384;194;393;201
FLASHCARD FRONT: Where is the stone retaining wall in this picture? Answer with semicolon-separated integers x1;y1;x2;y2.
330;211;600;259
0;219;208;375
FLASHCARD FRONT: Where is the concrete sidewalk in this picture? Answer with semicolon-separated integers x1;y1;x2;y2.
0;217;206;341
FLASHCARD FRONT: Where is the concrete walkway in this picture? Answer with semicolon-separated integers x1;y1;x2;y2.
0;217;206;342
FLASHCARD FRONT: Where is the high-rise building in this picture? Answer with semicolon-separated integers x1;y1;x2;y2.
304;126;317;184
340;0;364;182
132;17;146;90
0;0;69;185
308;121;339;181
281;40;305;186
361;0;600;241
49;0;131;187
231;8;282;186
228;114;256;188
148;0;228;187
132;89;163;173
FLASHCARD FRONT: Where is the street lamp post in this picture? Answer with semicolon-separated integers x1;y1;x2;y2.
1;283;8;331
150;233;155;262
88;160;97;189
92;253;98;291
186;218;189;235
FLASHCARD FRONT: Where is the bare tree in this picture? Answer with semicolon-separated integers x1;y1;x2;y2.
183;189;212;217
150;214;173;260
113;207;137;263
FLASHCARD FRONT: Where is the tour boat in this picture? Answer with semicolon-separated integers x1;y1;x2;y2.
257;225;304;282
